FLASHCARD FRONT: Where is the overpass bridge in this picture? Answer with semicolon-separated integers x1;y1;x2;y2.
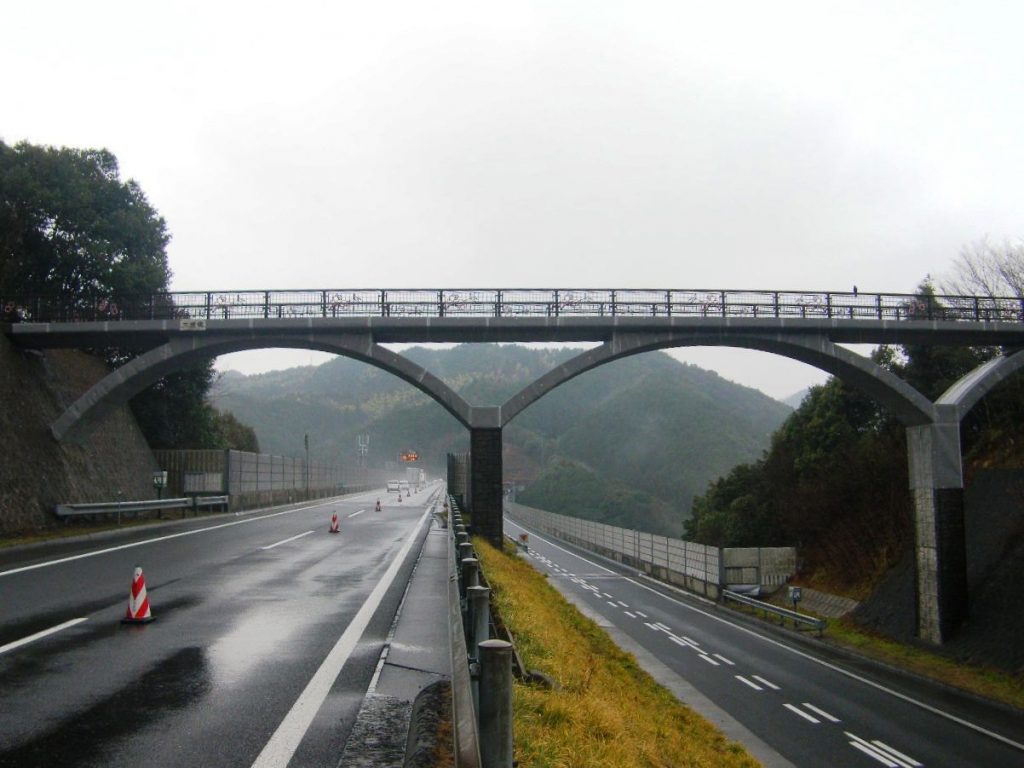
6;286;1024;646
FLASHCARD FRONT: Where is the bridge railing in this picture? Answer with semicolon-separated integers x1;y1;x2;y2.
5;288;1024;324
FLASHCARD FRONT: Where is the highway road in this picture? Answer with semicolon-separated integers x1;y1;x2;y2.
0;484;443;768
506;517;1024;768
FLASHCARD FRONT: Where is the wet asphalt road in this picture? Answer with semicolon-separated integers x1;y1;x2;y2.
0;484;443;768
507;517;1024;768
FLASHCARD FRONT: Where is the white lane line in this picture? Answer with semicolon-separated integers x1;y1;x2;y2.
682;636;700;646
668;636;692;650
506;517;1024;753
653;622;671;631
713;654;735;666
802;702;840;723
607;601;619;608
0;618;89;655
870;740;921;767
348;510;365;518
735;675;763;691
250;507;430;768
634;611;647;618
846;733;921;768
752;675;781;690
504;520;614;573
0;500;337;578
784;703;820;724
602;592;615;599
698;654;720;666
644;622;660;631
617;601;629;608
260;530;315;550
623;611;637;619
849;741;900;767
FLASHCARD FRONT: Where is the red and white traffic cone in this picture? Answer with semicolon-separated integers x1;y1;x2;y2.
122;566;154;624
375;499;382;512
329;512;340;533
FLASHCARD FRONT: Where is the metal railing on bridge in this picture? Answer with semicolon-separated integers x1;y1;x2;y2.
4;287;1024;324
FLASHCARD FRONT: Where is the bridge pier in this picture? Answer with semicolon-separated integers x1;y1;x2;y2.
470;425;504;548
907;410;968;644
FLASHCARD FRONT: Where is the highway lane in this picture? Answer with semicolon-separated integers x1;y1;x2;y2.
507;517;1024;768
0;484;443;768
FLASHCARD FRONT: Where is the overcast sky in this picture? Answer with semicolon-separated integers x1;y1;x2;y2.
4;1;1022;399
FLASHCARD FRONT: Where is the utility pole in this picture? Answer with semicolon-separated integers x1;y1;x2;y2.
304;433;310;495
358;434;369;468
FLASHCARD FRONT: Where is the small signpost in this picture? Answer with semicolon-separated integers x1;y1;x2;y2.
788;585;802;609
152;470;168;499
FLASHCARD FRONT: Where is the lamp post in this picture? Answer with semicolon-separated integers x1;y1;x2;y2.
304;433;309;496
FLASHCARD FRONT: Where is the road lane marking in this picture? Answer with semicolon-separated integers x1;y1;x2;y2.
250;507;430;768
607;601;619;608
803;702;840;722
348;510;365;518
623;611;637;618
736;675;763;691
505;517;1024;753
0;618;88;655
784;703;820;724
713;654;735;665
698;654;720;666
0;500;341;578
846;733;921;768
752;675;780;690
634;611;647;618
617;601;629;608
260;530;315;550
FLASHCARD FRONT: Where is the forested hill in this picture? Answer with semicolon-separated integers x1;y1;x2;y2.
211;344;791;535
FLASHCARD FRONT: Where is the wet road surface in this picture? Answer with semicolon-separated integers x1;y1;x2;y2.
0;485;442;768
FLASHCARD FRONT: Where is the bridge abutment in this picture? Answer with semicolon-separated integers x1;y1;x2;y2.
907;415;968;644
470;425;504;547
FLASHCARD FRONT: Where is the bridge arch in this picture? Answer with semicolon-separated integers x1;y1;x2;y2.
51;333;474;442
499;330;936;427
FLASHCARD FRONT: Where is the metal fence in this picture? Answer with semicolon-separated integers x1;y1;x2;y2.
153;449;391;510
5;287;1024;324
506;503;796;598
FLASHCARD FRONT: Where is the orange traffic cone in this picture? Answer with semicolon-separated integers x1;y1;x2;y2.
122;566;154;624
375;499;382;511
329;512;340;533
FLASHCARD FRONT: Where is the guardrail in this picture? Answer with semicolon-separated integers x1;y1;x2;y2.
447;498;483;768
722;590;827;634
55;496;229;522
5;287;1023;324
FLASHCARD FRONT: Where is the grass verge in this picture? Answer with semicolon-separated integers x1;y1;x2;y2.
474;538;759;768
824;617;1024;711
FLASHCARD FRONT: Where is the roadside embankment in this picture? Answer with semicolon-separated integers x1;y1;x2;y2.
0;333;157;535
474;538;758;768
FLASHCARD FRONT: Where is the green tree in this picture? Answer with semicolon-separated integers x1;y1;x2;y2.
0;140;170;302
1;139;258;451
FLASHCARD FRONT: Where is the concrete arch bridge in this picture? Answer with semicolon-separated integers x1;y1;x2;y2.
6;286;1024;645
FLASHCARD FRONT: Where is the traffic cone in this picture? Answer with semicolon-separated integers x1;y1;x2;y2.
329;512;340;533
122;566;154;624
375;499;382;511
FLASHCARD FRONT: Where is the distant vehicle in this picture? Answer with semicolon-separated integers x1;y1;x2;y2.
399;480;410;492
387;480;400;492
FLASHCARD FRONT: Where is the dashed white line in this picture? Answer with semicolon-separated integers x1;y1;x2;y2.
634;611;648;618
735;675;763;691
846;733;922;768
803;702;840;723
260;530;315;550
607;601;619;608
698;654;720;666
0;500;342;578
348;510;365;518
0;618;88;655
713;654;735;666
752;675;780;690
623;611;637;619
602;592;615;599
784;703;820;724
617;601;629;608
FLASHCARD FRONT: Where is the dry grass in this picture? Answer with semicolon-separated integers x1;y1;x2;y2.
475;539;758;768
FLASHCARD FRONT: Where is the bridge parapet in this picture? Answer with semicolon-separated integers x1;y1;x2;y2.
4;287;1024;324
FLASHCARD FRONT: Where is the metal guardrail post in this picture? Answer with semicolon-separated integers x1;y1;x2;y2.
468;585;490;657
462;558;480;590
478;639;513;768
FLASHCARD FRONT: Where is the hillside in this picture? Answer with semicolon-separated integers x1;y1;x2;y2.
0;334;159;534
211;344;791;535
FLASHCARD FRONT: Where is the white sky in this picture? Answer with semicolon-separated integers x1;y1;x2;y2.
4;1;1022;400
